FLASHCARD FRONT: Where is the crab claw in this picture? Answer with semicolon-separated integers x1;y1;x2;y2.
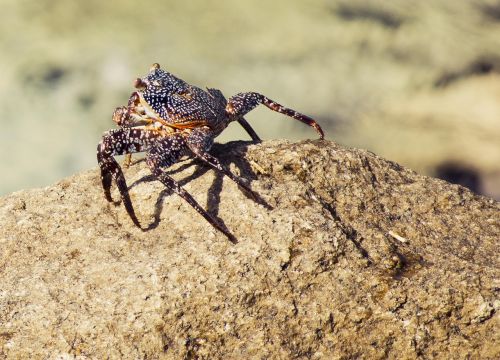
150;63;161;71
134;78;147;90
112;106;128;126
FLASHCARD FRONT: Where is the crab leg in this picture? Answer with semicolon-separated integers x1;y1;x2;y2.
237;117;262;143
187;127;259;201
146;134;237;243
227;92;324;139
97;127;162;226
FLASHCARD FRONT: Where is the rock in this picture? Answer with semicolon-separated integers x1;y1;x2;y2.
0;140;498;359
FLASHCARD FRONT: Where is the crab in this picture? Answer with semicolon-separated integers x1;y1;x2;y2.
97;63;324;242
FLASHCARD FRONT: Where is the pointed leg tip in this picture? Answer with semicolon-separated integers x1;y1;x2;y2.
104;192;113;203
132;217;143;229
316;126;325;140
227;234;238;244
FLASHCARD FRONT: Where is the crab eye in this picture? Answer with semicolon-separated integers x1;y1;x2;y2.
150;63;161;72
134;78;147;90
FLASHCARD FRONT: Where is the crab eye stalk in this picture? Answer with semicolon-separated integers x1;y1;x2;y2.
150;63;161;72
134;78;147;90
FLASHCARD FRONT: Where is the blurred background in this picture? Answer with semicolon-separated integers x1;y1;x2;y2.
1;0;499;199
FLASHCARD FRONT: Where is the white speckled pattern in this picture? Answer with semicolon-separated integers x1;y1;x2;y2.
97;64;324;241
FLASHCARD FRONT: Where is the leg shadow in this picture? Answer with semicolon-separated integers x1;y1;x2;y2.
133;141;271;233
209;141;273;213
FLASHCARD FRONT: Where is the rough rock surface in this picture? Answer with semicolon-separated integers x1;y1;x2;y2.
0;140;498;359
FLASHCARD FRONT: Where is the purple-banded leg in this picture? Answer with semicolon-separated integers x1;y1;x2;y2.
187;127;259;202
146;134;237;243
227;92;324;139
97;127;160;227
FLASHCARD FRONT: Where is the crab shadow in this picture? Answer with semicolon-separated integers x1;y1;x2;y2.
127;141;271;232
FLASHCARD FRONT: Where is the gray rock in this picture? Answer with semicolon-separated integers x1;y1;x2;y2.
0;140;498;359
